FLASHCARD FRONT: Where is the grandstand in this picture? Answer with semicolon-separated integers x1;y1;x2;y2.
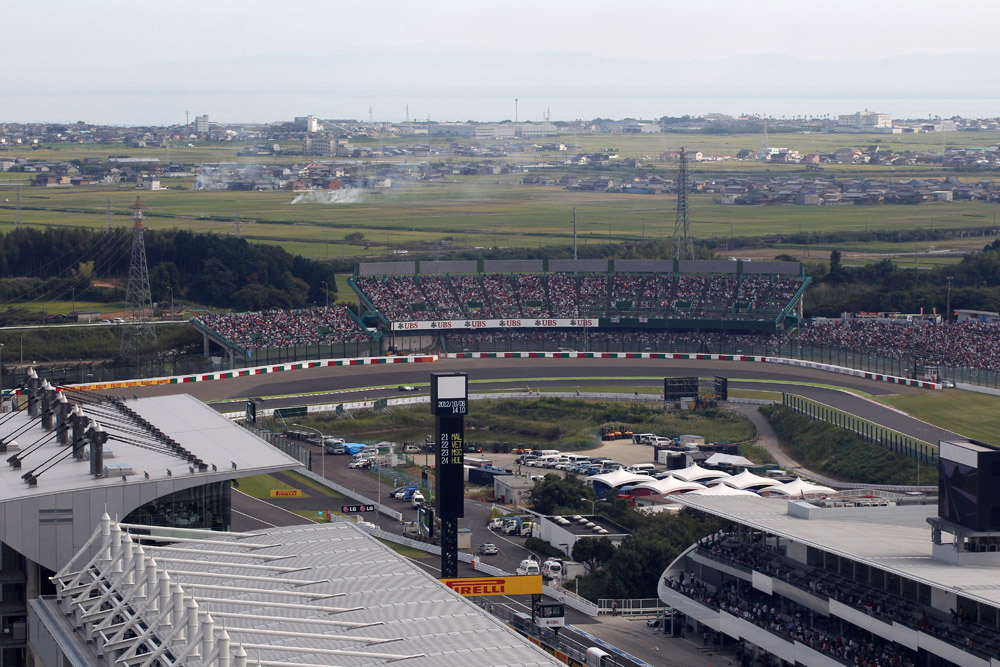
192;306;377;365
351;259;809;339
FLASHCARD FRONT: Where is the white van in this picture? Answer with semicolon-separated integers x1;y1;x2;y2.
536;454;562;468
516;559;540;576
411;491;425;508
564;454;590;465
627;463;656;474
633;433;656;444
541;558;563;579
537;450;561;457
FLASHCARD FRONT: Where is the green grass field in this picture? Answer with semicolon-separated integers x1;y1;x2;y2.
235;474;304;499
879;390;1000;443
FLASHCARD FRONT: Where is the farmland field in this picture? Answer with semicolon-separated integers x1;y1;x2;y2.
2;132;1000;264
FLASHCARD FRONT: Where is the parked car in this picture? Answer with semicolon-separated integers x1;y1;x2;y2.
488;518;505;531
348;459;371;469
478;543;498;555
647;610;675;628
396;487;419;500
403;444;421;453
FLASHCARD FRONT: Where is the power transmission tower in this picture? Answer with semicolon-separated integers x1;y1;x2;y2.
232;212;242;238
672;148;693;260
120;196;157;362
14;185;21;228
105;197;112;230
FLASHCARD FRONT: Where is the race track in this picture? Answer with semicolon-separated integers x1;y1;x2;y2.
105;356;962;443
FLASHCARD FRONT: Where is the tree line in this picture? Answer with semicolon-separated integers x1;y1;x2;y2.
0;227;339;315
804;239;1000;316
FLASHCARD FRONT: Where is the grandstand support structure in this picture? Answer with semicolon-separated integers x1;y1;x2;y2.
672;147;694;261
119;196;158;361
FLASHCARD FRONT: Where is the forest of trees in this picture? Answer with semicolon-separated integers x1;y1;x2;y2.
0;227;339;314
803;239;1000;316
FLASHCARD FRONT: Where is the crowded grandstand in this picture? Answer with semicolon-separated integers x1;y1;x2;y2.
194;306;371;350
351;258;807;329
188;258;1000;377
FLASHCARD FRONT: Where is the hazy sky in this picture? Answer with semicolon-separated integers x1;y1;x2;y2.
8;0;1000;124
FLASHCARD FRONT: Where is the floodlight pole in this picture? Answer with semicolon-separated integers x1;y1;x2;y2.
322;281;329;309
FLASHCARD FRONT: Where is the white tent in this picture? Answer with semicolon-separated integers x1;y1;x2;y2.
721;470;783;490
671;464;731;483
587;468;651;490
763;477;837;497
686;483;757;497
703;453;755;468
633;476;707;495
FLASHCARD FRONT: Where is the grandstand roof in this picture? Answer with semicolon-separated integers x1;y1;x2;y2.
47;519;562;667
0;393;298;504
674;495;1000;610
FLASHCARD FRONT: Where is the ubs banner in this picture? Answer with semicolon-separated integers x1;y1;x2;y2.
432;373;468;521
392;318;595;331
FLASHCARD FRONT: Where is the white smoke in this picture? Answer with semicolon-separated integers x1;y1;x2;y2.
291;188;365;204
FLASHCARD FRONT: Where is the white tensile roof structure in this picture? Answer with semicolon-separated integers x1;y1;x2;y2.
703;453;755;468
587;468;652;489
763;477;837;497
721;469;783;490
633;476;707;495
671;464;731;483
42;517;563;667
686;482;758;497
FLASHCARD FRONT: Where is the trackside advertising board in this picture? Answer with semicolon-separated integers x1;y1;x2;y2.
392;318;595;331
439;575;543;597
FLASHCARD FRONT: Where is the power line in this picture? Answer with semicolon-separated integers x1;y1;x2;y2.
672;148;693;260
120;196;157;362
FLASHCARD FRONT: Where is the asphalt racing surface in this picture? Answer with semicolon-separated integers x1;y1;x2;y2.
110;356;962;443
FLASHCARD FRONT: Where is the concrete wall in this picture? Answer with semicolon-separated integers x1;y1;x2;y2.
359;261;416;276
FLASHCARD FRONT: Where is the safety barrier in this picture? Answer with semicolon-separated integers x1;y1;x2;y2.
598;597;671;616
297;468;404;522
782;393;938;464
67;354;437;392
444;351;942;390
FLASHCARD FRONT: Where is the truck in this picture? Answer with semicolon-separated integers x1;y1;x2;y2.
505;518;535;537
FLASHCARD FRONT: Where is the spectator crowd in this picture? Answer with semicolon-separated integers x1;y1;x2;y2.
356;272;803;322
692;532;997;663
799;319;1000;372
664;572;917;667
195;306;370;350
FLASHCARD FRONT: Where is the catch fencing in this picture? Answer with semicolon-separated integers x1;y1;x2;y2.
782;393;938;464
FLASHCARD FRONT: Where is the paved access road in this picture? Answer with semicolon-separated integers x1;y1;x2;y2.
108;356;963;443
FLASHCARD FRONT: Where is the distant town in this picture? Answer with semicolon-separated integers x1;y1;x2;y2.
5;111;1000;209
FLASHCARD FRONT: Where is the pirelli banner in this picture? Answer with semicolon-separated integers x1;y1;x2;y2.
440;575;543;597
392;318;596;331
